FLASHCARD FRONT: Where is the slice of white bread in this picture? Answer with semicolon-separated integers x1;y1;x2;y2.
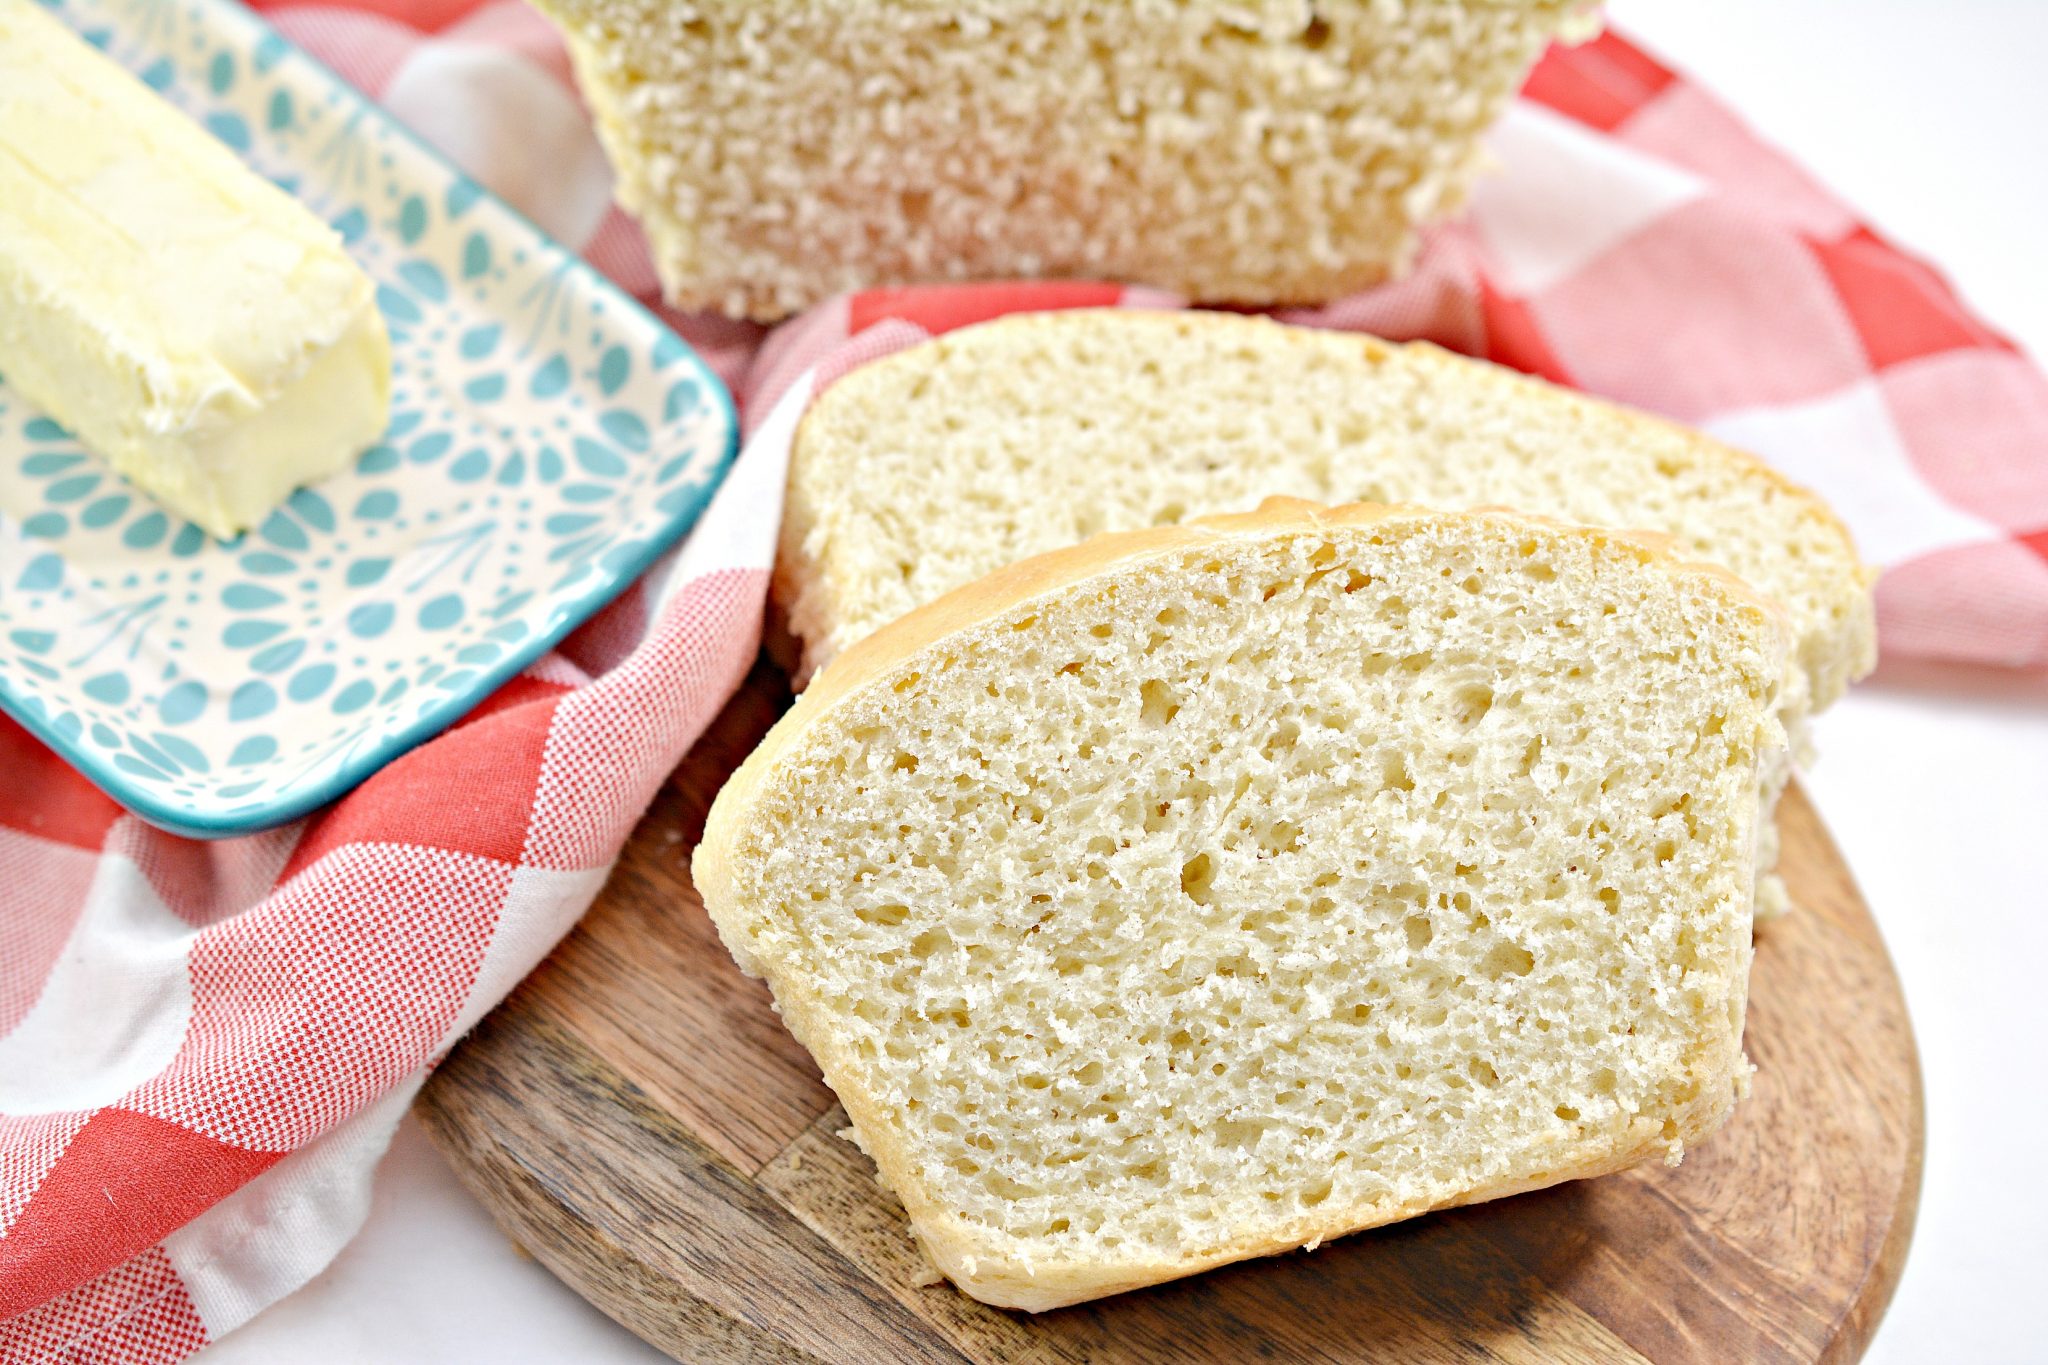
700;500;1787;1310
532;0;1593;320
777;309;1876;913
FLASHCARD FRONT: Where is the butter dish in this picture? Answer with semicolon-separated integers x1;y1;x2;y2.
0;0;737;836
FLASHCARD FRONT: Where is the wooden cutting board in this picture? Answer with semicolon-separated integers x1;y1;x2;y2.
416;661;1923;1365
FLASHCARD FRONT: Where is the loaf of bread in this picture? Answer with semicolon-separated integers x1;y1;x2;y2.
699;500;1787;1310
532;0;1594;320
777;309;1875;913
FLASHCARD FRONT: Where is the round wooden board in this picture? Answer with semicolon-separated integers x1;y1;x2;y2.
417;662;1923;1365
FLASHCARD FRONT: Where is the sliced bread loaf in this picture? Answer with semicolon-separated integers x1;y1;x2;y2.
699;500;1787;1310
532;0;1592;319
777;309;1875;913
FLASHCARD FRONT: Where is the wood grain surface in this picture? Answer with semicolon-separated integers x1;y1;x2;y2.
417;660;1923;1364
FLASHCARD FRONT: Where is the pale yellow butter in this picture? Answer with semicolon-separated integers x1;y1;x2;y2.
0;0;390;540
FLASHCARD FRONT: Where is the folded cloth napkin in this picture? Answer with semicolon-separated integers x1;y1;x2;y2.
6;5;2045;1361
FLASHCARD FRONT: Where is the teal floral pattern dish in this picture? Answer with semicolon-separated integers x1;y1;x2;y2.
0;0;738;837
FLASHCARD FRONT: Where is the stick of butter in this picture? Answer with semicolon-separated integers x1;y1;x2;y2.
0;0;390;540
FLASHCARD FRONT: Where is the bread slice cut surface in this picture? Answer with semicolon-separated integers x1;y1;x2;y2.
701;502;1787;1310
776;309;1874;915
533;1;1593;319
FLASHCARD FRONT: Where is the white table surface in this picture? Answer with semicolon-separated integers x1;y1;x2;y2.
198;4;2048;1361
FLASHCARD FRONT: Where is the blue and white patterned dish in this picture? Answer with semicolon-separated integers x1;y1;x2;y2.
0;0;738;838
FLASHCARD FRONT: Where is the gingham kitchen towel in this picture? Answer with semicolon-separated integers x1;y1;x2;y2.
7;6;2048;1363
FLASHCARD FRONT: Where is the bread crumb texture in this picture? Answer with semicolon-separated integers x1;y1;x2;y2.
704;508;1784;1308
535;0;1591;318
780;312;1874;917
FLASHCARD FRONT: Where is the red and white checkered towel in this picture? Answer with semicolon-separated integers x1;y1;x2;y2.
6;5;2045;1360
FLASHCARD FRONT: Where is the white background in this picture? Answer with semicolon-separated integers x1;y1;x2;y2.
198;3;2048;1361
